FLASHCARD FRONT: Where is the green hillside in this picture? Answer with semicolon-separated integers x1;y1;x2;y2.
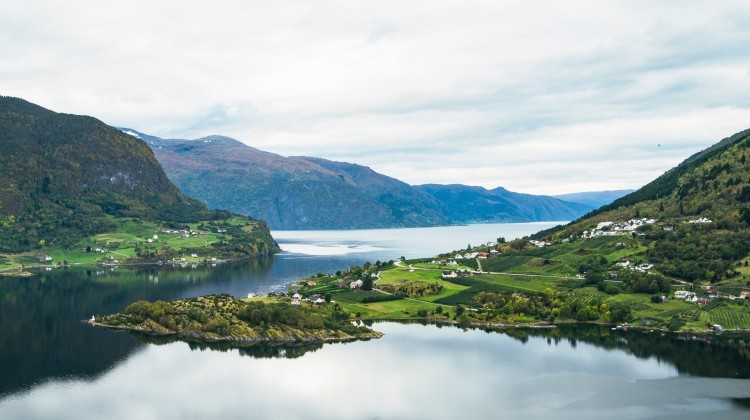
536;129;750;282
0;97;277;261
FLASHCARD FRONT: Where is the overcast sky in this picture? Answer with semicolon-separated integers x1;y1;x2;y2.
3;1;750;195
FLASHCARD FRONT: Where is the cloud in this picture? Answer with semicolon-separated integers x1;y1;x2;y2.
2;0;750;194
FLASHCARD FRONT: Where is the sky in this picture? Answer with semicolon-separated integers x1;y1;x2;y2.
2;1;750;195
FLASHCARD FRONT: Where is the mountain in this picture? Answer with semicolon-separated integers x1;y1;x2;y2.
535;128;750;282
0;97;276;257
136;130;595;229
415;184;594;223
136;131;449;230
552;189;635;209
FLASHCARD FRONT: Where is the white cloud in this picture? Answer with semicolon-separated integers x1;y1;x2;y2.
2;0;750;194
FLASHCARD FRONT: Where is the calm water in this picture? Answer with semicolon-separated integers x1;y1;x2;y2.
1;223;749;419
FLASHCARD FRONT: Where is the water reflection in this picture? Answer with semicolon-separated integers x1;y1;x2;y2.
1;322;747;419
130;332;327;360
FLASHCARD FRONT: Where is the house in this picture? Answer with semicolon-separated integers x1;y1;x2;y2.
616;260;630;268
704;288;719;298
454;254;463;260
477;253;489;260
350;279;363;289
441;270;458;279
674;290;690;299
308;294;325;304
447;260;459;266
741;291;750;300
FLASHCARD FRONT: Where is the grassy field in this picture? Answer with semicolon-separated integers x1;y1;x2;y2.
377;266;468;301
0;216;267;270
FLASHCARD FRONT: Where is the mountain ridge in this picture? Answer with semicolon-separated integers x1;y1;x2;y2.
137;130;596;229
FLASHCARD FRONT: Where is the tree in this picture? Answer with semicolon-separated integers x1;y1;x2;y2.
363;276;373;291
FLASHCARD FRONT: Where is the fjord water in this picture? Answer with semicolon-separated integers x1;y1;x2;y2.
1;223;749;419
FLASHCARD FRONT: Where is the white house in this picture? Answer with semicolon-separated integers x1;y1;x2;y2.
350;279;364;289
674;290;690;299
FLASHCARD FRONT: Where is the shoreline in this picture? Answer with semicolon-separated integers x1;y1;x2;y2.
88;320;384;344
0;252;276;275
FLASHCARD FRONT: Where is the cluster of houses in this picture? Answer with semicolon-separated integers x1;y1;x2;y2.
441;269;475;279
688;217;713;224
430;259;459;266
157;228;208;238
445;250;498;262
616;260;654;273
530;240;551;248
84;246;110;254
582;218;657;238
673;288;750;304
290;293;325;305
674;290;711;305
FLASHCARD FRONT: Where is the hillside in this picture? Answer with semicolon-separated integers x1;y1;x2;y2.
552;189;635;209
0;97;277;260
416;184;593;223
536;128;750;282
137;130;593;229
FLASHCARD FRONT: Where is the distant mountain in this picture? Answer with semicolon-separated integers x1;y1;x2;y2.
0;97;275;256
137;131;595;229
552;189;635;209
415;184;594;223
136;131;449;229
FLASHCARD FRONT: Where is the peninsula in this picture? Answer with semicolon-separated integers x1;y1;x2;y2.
93;294;383;343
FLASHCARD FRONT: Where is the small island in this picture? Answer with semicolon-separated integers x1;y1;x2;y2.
92;294;383;343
